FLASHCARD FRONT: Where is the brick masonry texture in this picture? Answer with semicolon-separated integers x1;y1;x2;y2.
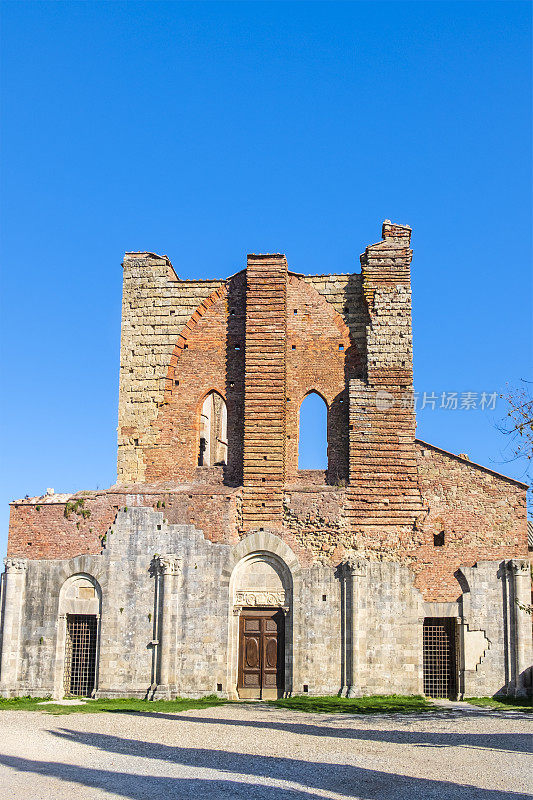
3;221;531;702
242;254;288;531
7;221;528;601
414;441;528;602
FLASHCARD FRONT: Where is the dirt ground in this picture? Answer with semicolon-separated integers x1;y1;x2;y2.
0;702;531;799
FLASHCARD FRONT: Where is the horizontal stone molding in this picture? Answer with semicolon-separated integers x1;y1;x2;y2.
234;590;286;607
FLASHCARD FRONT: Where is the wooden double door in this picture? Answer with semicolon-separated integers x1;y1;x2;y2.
238;610;285;699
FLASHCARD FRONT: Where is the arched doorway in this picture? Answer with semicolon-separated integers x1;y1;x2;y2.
229;551;293;700
55;574;101;698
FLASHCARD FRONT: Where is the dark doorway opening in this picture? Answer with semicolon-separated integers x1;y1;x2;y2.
238;609;285;700
64;614;98;697
423;617;458;699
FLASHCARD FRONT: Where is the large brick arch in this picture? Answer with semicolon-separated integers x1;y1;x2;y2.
285;275;361;482
144;286;230;482
144;272;246;483
144;272;361;484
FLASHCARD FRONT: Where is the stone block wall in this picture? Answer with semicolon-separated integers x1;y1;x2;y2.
293;564;342;694
96;507;231;697
361;562;423;695
2;514;529;700
458;560;532;696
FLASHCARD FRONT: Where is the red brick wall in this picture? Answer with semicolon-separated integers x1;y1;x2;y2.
140;266;361;498
7;486;241;559
413;441;528;601
285;275;360;483
142;277;245;485
8;495;116;560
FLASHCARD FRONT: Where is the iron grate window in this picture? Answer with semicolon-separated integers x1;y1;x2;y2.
423;618;457;699
64;614;97;697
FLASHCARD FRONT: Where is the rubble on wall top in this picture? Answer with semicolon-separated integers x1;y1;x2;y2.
124;251;172;263
290;271;361;279
382;219;411;230
11;492;72;506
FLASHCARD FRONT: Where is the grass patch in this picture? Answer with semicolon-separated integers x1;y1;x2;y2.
464;696;532;713
269;694;437;714
0;694;228;715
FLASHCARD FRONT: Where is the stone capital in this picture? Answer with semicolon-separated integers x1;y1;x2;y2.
3;557;28;574
342;551;368;578
509;559;530;575
158;554;182;576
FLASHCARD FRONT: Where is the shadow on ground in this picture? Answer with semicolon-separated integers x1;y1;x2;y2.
0;748;530;800
93;706;532;755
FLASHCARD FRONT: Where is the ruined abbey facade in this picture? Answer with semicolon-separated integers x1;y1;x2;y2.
1;221;530;700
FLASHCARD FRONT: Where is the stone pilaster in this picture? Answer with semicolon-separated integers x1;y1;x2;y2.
0;558;27;694
510;559;532;696
342;552;368;696
157;554;181;692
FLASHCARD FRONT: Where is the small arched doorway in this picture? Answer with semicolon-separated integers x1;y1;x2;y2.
56;574;101;697
230;552;292;700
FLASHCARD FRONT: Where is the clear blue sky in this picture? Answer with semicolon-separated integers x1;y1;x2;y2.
1;2;531;558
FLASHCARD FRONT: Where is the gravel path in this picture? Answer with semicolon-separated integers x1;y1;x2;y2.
0;702;531;799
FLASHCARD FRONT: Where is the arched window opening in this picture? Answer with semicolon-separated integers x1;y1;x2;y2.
199;391;228;466
298;392;328;470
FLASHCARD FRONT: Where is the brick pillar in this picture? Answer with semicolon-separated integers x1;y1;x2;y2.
242;254;288;532
348;222;424;541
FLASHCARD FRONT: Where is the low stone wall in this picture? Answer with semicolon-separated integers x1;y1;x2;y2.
2;510;529;700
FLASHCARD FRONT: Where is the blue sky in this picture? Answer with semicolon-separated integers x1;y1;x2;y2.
1;2;531;558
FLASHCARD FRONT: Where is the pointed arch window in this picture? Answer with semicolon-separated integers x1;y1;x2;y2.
199;391;228;466
298;391;328;470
